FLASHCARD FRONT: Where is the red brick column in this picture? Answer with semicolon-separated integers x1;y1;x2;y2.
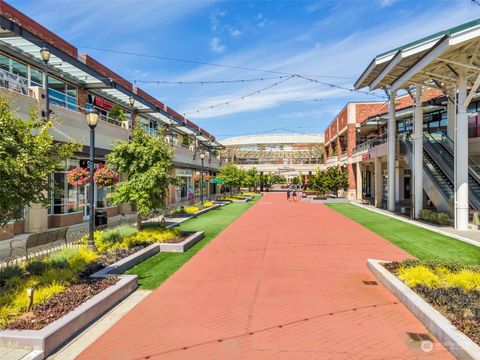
347;124;356;190
77;88;87;111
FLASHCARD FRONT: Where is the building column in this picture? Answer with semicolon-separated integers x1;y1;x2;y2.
387;90;396;212
455;77;469;230
25;202;48;233
375;157;383;208
413;85;423;218
447;87;456;140
356;163;363;201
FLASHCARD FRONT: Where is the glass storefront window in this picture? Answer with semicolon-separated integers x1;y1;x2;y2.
47;75;77;110
50;160;85;215
0;54;9;71
11;59;27;78
30;68;43;86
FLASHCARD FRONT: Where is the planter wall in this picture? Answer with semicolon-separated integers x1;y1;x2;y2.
368;259;480;360
159;231;204;253
0;244;163;357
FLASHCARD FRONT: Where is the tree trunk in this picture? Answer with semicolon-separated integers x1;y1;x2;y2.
136;213;142;229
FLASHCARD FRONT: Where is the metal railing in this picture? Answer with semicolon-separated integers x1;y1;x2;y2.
353;132;388;154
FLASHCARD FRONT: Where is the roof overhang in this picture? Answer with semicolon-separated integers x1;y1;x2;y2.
355;18;480;94
0;2;218;143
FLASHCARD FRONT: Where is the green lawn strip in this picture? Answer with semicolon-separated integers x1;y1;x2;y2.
326;203;480;265
126;197;260;289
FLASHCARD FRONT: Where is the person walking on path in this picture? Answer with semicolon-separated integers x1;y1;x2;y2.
292;187;297;202
287;187;291;201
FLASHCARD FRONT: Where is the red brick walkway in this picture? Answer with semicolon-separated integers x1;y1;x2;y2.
79;193;453;359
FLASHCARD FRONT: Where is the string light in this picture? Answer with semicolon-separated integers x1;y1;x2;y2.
132;75;289;85
296;75;387;99
182;76;295;116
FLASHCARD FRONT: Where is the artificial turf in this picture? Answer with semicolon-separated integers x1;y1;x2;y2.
326;203;480;265
126;197;259;289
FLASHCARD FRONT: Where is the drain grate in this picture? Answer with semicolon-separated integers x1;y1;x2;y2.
362;280;378;285
406;332;433;343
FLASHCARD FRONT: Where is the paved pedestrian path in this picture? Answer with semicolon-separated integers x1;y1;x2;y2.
79;193;452;359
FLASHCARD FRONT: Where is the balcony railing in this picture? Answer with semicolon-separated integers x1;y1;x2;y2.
0;67;126;128
326;156;337;166
354;132;388;154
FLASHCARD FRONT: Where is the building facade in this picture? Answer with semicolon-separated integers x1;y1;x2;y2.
220;134;324;180
0;2;222;240
344;19;480;230
323;102;389;200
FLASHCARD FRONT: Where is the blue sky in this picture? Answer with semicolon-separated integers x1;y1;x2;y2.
8;0;480;139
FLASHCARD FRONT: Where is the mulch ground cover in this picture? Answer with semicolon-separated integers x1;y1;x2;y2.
384;262;480;346
7;277;118;330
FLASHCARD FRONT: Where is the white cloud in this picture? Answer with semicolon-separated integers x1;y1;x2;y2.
210;9;226;32
209;37;226;53
379;0;396;8
229;28;242;38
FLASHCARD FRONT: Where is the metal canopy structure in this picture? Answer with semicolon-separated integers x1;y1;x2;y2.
0;1;220;147
355;18;480;93
220;134;324;165
355;17;480;230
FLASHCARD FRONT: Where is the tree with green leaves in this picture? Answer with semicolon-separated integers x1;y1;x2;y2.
310;166;349;194
242;168;258;191
218;164;245;193
108;104;127;122
0;96;78;227
107;127;179;228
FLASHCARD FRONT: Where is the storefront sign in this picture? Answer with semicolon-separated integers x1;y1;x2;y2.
79;159;105;169
94;97;113;111
175;168;193;177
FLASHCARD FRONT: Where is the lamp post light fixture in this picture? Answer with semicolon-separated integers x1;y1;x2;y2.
39;47;51;121
85;108;100;252
129;96;135;130
200;152;206;206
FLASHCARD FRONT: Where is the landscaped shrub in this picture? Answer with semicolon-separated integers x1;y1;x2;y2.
185;206;200;214
170;207;187;215
0;247;98;329
443;270;480;291
419;209;450;225
436;212;450;225
398;265;440;288
126;227;182;245
204;201;215;208
391;259;480;291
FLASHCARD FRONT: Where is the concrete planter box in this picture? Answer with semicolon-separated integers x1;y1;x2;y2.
368;259;480;360
192;204;221;216
0;245;164;357
165;213;194;219
231;198;248;203
159;231;204;253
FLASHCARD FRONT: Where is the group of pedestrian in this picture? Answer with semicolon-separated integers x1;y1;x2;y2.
286;185;299;202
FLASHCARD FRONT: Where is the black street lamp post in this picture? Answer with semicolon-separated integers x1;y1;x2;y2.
85;108;100;251
129;96;135;129
200;153;205;206
39;47;50;120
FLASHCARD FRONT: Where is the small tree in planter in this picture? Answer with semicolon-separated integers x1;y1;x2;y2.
218;164;245;194
243;168;258;191
107;128;179;228
0;96;78;227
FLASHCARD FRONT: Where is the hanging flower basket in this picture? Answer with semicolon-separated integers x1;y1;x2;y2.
67;166;90;186
192;174;212;184
94;164;119;187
